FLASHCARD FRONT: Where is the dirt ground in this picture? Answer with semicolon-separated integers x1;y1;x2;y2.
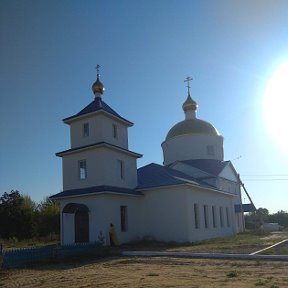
1;257;288;288
1;232;288;287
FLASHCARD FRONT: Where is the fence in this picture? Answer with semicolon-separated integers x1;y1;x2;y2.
1;242;104;269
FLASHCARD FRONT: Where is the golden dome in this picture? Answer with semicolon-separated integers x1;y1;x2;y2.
182;94;197;112
92;76;105;95
165;118;220;141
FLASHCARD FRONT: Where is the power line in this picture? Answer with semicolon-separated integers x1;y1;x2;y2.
241;174;288;181
242;179;288;181
241;174;288;176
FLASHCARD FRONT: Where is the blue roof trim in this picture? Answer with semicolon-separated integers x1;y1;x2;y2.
63;97;133;125
137;163;200;189
50;185;142;199
180;159;230;176
235;203;256;213
56;141;142;158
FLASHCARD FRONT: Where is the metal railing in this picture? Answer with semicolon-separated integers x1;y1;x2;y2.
1;241;103;269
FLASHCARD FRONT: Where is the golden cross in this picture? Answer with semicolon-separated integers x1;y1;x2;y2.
96;64;100;77
184;76;193;94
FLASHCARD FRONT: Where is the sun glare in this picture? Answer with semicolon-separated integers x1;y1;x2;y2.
262;61;288;154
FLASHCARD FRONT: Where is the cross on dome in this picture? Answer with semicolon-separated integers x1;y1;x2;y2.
184;76;193;96
182;76;198;119
92;64;105;97
96;64;100;76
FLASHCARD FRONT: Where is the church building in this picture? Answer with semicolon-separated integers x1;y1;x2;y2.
51;68;251;245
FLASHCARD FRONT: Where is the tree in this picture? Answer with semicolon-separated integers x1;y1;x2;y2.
245;207;269;230
0;190;36;239
34;197;60;239
268;210;288;228
256;208;269;223
245;208;288;230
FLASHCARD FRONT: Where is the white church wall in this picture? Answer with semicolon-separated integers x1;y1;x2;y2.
89;194;143;244
231;193;245;233
70;115;103;148
186;186;236;242
140;186;189;242
162;134;224;165
101;149;138;188
60;194;142;245
70;113;129;149
62;147;138;190
59;186;243;245
217;178;239;195
100;114;129;149
62;213;74;244
219;164;238;181
59;201;75;245
140;185;237;243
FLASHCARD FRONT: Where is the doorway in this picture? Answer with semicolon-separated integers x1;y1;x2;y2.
75;210;89;243
62;203;90;243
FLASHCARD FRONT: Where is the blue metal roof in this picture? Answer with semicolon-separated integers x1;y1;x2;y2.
180;159;230;176
50;185;142;199
51;163;235;200
235;203;256;213
63;97;133;125
137;163;200;189
56;141;142;158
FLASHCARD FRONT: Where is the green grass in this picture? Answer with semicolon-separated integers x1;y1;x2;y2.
124;232;266;250
0;238;59;249
194;232;265;246
121;231;288;255
1;231;287;256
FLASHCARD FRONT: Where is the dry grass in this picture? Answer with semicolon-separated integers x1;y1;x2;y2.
260;240;288;255
122;231;288;254
1;257;288;288
1;232;288;287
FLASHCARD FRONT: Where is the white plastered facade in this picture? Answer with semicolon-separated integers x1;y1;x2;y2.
162;134;224;165
58;177;244;245
53;82;245;245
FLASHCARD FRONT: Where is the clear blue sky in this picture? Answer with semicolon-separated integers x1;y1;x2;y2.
1;0;288;213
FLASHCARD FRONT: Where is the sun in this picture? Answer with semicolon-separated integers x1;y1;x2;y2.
262;60;288;154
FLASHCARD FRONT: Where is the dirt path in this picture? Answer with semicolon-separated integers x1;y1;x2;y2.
1;257;288;288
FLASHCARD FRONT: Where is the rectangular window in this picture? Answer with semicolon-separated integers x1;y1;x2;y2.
226;207;230;227
113;124;118;138
83;123;89;137
118;160;124;179
120;206;128;232
194;203;200;229
79;160;87;180
212;206;217;228
204;205;209;228
219;207;224;228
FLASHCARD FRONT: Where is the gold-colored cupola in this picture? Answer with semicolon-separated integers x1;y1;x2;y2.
92;64;105;97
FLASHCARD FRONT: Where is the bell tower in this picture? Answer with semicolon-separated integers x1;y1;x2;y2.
56;66;142;192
